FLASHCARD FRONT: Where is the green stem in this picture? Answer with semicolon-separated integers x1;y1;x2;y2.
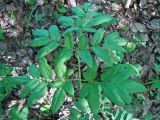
145;80;160;85
77;49;82;88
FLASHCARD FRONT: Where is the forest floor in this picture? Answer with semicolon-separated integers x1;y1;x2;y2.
0;0;160;119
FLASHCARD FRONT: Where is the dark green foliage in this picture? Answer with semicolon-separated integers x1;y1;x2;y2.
0;3;149;119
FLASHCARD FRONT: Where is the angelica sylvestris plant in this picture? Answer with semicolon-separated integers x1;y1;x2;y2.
0;3;147;119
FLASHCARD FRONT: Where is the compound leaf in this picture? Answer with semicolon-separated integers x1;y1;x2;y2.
101;64;147;106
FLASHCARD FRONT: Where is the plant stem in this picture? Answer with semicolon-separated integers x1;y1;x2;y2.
145;80;160;85
77;49;82;88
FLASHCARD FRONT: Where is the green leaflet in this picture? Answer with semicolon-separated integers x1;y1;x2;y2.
8;106;28;120
27;81;47;106
30;37;50;47
25;0;36;5
86;82;100;114
40;104;50;113
92;46;111;65
78;49;93;68
51;88;66;114
0;64;13;76
76;17;83;27
83;61;98;81
39;57;52;79
85;12;102;18
48;25;61;42
151;81;160;89
154;55;160;73
111;67;135;83
49;80;64;88
101;64;124;82
155;64;160;73
54;48;73;64
79;83;90;98
101;64;139;82
104;32;127;52
68;106;81;119
58;16;74;27
20;80;39;98
33;29;49;38
64;27;80;34
104;32;119;41
54;48;73;78
92;28;105;46
64;33;74;48
71;7;85;17
104;39;127;52
102;83;126;106
116;85;132;105
78;34;88;50
55;63;66;78
82;2;91;10
64;69;74;79
28;64;40;78
123;80;147;93
81;27;96;33
0;29;5;40
37;42;58;58
63;80;74;97
156;56;160;62
0;76;29;97
87;15;115;27
8;76;30;85
74;98;90;113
